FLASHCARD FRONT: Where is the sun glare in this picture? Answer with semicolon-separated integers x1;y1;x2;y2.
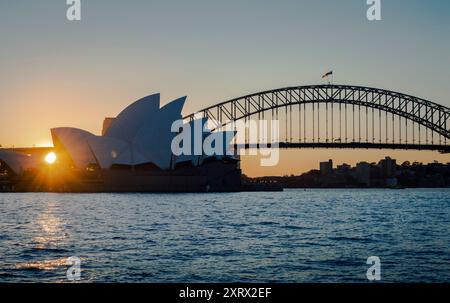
45;152;57;164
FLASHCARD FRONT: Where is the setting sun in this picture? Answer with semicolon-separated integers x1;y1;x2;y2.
44;152;57;164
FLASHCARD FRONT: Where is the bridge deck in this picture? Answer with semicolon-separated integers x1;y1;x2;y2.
235;142;450;153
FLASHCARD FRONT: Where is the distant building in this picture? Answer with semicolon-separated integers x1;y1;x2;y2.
379;156;397;178
355;162;371;186
337;163;351;174
320;159;333;176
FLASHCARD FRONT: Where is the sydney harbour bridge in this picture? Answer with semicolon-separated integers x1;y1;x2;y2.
185;84;450;153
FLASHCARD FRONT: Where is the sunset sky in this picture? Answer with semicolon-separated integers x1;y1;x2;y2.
1;0;449;176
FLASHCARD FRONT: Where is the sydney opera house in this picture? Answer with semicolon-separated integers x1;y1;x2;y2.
0;94;241;192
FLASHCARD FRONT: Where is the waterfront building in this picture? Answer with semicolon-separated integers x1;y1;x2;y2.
379;156;397;178
0;94;241;192
320;159;333;176
355;162;371;186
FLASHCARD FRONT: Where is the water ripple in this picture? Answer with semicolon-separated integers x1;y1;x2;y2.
0;189;449;282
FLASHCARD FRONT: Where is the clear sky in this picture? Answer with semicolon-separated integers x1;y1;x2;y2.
0;0;449;176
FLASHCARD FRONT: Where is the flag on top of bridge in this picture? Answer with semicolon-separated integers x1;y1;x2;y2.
322;71;333;79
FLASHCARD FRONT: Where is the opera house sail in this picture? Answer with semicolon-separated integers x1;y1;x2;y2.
0;94;241;192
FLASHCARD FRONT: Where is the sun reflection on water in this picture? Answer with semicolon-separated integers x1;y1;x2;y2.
15;200;71;274
15;258;68;271
32;200;68;249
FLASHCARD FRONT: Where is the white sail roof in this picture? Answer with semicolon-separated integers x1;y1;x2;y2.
0;150;38;174
104;93;160;142
86;136;129;168
51;127;97;169
132;96;186;170
52;127;140;169
50;94;236;171
113;146;150;166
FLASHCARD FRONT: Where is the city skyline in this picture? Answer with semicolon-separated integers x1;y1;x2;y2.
249;155;450;188
1;0;449;176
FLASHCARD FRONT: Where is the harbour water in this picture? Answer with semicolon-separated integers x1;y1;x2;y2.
0;189;449;282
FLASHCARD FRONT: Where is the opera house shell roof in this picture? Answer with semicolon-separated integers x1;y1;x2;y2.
0;149;38;175
0;94;235;175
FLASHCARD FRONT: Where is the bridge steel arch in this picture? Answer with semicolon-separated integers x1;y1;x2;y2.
186;85;449;139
